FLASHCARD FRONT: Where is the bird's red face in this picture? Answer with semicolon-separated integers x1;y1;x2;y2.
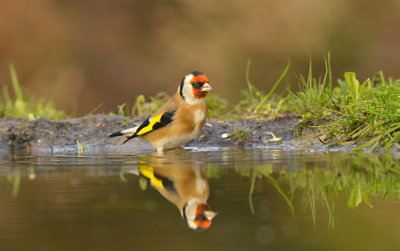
190;74;213;99
193;203;216;230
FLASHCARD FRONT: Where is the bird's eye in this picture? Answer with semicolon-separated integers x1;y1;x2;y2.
194;214;208;221
191;82;204;89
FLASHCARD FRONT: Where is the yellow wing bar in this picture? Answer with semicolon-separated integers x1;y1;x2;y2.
122;110;176;144
136;113;163;136
139;166;164;190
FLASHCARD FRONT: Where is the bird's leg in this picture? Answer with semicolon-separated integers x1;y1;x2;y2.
156;146;164;154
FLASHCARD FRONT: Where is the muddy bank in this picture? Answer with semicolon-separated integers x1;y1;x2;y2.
0;114;326;153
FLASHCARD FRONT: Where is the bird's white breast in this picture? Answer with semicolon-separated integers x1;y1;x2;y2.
153;108;205;150
194;109;205;127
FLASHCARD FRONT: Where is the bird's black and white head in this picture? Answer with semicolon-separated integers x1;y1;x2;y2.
182;198;217;231
179;71;213;104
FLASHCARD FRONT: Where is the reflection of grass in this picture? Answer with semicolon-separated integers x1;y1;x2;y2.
228;163;295;216
1;167;24;199
206;153;400;228
263;172;295;217
280;153;399;228
0;64;67;119
2;152;399;227
11;168;21;199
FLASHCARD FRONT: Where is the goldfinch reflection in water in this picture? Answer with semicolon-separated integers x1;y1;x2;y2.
122;162;217;230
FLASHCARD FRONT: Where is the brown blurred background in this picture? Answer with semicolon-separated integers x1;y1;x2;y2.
0;0;399;116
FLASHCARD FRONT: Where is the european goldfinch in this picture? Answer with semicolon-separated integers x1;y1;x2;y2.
108;71;213;152
138;164;217;230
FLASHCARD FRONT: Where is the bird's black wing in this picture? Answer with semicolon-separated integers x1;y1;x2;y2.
122;110;176;144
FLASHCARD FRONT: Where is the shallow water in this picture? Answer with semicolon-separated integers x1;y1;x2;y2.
0;148;399;250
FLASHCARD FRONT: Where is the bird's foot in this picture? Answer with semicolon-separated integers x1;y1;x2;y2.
156;147;164;154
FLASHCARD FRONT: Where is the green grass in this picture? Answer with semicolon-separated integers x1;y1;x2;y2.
127;59;291;119
287;54;333;125
231;128;251;143
286;54;400;150
4;56;400;151
227;59;291;118
110;93;170;118
204;53;400;150
0;64;67;119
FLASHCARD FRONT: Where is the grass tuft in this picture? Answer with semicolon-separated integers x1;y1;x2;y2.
287;54;333;125
231;128;251;143
207;59;291;119
0;64;67;119
236;59;291;116
286;53;400;150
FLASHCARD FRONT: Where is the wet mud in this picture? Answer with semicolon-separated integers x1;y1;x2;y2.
0;114;325;152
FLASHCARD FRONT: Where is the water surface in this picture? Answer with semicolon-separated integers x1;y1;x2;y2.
1;148;399;250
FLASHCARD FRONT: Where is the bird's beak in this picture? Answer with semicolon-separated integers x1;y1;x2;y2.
201;83;213;92
204;210;218;220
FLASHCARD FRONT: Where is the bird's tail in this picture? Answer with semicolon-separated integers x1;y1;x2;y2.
107;127;139;138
